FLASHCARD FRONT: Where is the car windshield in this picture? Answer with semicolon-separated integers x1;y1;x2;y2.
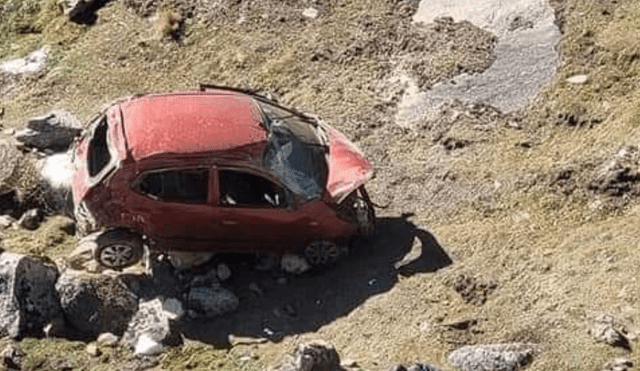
258;101;329;201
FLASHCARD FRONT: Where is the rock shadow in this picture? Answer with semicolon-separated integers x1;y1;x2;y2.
178;215;452;345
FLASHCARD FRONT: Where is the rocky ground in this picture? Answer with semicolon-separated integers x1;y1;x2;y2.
1;0;640;370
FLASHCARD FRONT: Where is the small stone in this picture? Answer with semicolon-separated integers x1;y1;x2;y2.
302;7;318;19
187;286;239;318
255;254;278;271
281;254;310;275
276;277;287;285
272;340;340;371
249;282;264;296
217;263;231;281
134;333;163;356
603;358;633;371
97;332;119;347
567;74;588;84
86;343;101;357
342;359;358;368
389;365;408;371
407;363;442;371
1;343;23;370
17;209;42;230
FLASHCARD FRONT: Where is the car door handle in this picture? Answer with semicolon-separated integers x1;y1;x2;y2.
222;220;239;225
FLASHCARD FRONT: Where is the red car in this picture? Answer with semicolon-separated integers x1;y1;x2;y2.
72;86;375;269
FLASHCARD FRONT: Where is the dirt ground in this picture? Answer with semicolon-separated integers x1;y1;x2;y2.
1;0;640;370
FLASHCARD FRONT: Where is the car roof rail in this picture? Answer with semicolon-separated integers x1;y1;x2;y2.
198;83;318;125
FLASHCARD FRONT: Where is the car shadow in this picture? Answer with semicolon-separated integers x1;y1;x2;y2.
177;215;452;345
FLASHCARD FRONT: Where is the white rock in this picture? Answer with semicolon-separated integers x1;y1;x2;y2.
123;298;183;355
281;254;310;275
302;7;318;19
0;215;15;229
0;47;49;75
216;263;231;281
134;333;164;356
567;74;588;84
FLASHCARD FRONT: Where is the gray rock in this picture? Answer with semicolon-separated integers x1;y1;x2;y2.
122;298;182;356
448;343;535;371
14;110;82;152
187;286;239;318
273;340;341;371
217;263;231;281
603;358;633;371
281;254;310;275
55;270;138;338
0;343;23;370
0;253;61;338
17;208;42;230
0;47;49;75
161;297;184;320
589;314;630;349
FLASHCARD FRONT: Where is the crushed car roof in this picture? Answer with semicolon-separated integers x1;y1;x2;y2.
120;93;267;161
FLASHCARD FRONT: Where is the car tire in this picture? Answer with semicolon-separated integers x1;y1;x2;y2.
93;229;143;269
304;240;340;266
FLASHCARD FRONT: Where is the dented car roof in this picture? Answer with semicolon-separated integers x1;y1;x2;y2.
120;93;267;161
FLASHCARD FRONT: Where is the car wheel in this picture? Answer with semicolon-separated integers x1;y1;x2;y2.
304;240;340;266
93;229;143;269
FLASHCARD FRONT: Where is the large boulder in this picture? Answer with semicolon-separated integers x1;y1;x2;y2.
0;47;49;76
14;110;82;152
122;298;183;356
0;253;61;338
55;270;138;339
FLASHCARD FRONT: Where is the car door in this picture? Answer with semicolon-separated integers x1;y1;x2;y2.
215;168;315;246
125;167;221;244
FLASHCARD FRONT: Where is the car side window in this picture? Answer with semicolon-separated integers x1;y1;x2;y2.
219;170;288;208
137;169;209;204
88;117;111;177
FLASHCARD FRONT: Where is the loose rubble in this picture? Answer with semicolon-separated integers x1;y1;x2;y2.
0;343;23;370
16;208;42;230
448;343;536;371
0;253;61;338
281;254;311;275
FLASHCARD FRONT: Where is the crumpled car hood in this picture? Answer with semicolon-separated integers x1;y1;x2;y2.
325;125;373;203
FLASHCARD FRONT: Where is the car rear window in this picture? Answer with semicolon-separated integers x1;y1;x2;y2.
137;168;209;204
88;117;111;177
